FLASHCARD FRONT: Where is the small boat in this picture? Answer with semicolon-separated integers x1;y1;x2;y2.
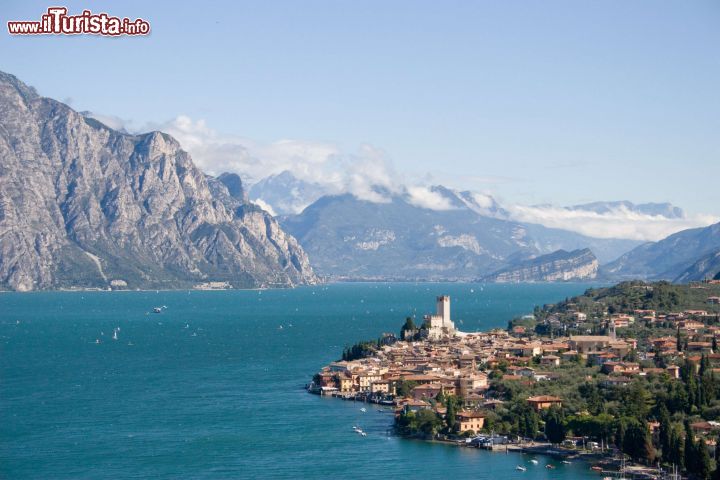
516;466;526;471
530;459;539;465
545;464;555;469
591;466;603;472
360;432;367;437
562;460;571;464
360;407;367;412
153;307;162;313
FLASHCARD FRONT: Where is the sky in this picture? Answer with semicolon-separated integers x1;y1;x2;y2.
2;0;719;240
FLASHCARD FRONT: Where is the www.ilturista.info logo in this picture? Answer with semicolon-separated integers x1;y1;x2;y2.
7;7;150;36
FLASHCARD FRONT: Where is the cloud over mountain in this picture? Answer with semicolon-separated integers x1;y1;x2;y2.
509;203;718;242
83;113;718;242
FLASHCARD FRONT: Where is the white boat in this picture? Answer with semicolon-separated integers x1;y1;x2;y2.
562;460;571;464
153;307;162;313
530;459;538;464
360;407;367;412
516;466;526;471
360;432;367;437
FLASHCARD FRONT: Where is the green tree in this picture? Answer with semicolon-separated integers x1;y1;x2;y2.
658;404;672;463
685;420;712;479
395;380;418;398
545;407;566;444
667;424;685;471
401;317;417;340
623;419;655;464
445;395;460;433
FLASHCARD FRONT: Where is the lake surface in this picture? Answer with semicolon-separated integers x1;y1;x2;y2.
1;282;603;479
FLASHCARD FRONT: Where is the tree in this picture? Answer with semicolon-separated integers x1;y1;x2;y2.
401;317;417;340
623;419;655;464
685;420;713;479
667;424;685;471
416;409;443;437
658;404;672;463
545;407;566;444
677;328;683;352
395;380;418;398
445;395;460;433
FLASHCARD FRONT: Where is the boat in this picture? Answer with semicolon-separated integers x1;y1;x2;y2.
591;466;603;472
360;432;367;437
545;464;555;469
530;459;539;465
562;460;571;464
515;466;526;471
360;407;367;412
153;307;162;313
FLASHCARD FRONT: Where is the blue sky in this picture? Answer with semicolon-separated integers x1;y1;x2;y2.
2;0;719;224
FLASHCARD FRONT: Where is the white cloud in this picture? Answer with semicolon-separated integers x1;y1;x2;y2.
83;112;718;241
406;186;457;211
252;198;276;216
508;204;719;241
145;115;401;203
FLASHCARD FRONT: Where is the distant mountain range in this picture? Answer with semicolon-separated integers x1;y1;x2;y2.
0;71;317;291
278;187;640;281
248;171;719;283
602;222;720;282
2;69;717;289
249;171;327;216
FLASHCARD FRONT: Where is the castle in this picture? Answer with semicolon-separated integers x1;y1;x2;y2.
423;295;457;340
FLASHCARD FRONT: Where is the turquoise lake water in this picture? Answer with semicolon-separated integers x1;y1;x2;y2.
1;282;604;479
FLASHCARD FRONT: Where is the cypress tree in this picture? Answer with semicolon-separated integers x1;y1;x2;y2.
658;404;671;462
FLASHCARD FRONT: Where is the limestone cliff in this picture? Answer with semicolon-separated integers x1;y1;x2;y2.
0;71;317;290
483;248;598;283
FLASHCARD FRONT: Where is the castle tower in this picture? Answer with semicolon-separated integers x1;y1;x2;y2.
437;295;450;327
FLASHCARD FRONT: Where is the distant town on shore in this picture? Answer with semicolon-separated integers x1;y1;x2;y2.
309;280;720;479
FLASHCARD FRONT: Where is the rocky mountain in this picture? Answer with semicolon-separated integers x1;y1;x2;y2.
249;171;328;215
279;190;639;281
0;71;317;291
482;248;598;283
602;221;720;282
674;249;720;283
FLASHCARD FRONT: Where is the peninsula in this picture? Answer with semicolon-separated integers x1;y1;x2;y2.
309;280;720;479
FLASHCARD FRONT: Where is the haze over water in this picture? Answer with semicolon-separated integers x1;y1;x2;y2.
1;283;602;479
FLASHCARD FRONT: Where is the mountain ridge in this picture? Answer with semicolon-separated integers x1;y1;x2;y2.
0;71;317;291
